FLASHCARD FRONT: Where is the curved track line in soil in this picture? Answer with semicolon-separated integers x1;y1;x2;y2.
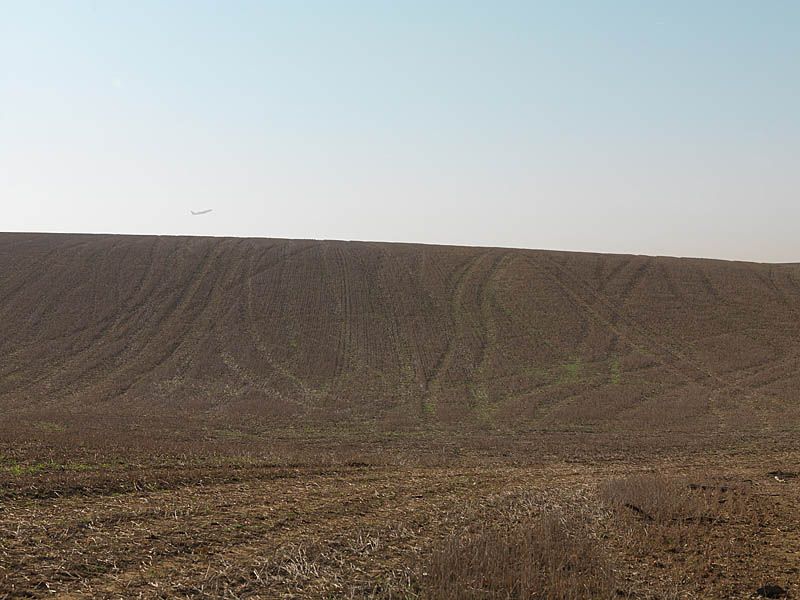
82;238;252;402
406;252;434;387
56;239;161;352
695;264;721;302
332;246;355;382
37;236;157;348
244;247;311;399
540;256;729;389
725;265;800;390
659;262;685;304
0;238;167;398
597;256;631;294
574;257;718;383
782;264;800;296
615;257;653;311
244;240;316;285
374;246;425;396
768;266;800;309
498;357;664;407
103;237;162;334
423;250;495;396
752;267;787;302
24;244;115;333
61;239;163;368
0;239;96;309
101;240;225;399
705;266;800;395
724;353;800;393
420;251;484;394
474;251;513;385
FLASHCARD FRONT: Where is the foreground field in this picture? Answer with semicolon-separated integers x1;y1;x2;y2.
2;431;799;599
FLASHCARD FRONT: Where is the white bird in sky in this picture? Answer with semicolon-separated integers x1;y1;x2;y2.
190;209;213;215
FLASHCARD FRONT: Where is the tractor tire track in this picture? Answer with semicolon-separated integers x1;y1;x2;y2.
540;256;729;389
424;250;494;395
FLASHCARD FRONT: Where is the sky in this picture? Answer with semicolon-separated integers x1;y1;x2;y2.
1;1;798;262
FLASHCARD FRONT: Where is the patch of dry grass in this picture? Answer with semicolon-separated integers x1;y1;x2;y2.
422;488;616;599
600;472;750;527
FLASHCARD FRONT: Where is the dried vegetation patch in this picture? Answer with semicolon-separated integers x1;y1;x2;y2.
1;456;799;599
424;503;615;599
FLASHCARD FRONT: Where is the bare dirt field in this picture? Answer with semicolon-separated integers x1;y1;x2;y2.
1;233;799;598
2;436;799;599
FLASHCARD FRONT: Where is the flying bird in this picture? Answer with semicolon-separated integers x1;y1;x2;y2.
190;209;213;215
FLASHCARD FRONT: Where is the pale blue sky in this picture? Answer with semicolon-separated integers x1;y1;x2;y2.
2;1;798;261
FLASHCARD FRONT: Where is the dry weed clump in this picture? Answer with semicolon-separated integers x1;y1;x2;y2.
599;471;753;572
422;507;616;599
600;473;748;526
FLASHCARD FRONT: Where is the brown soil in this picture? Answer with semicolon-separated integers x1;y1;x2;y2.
1;233;799;598
1;452;799;598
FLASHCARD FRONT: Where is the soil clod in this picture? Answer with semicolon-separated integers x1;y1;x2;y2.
756;584;789;598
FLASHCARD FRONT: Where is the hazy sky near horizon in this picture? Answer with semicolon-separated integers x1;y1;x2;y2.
2;1;798;262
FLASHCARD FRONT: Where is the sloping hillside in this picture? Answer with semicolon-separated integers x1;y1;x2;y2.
2;233;799;430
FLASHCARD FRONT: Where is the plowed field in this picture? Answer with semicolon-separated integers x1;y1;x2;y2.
3;233;800;431
1;233;798;598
